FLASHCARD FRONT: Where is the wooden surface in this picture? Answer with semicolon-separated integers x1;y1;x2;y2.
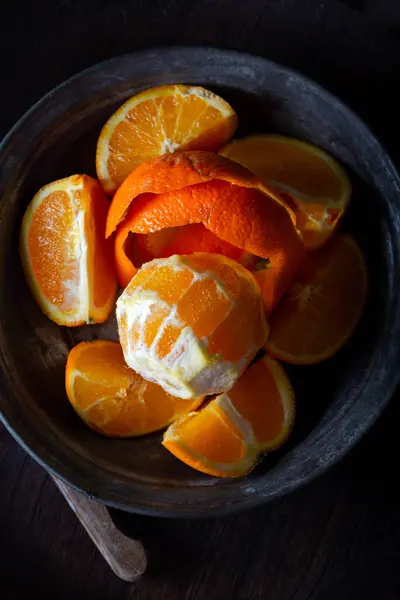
53;479;147;581
1;1;400;598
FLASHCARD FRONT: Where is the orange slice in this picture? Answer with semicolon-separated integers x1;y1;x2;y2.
163;356;295;477
116;253;268;399
220;134;351;249
96;85;238;195
266;234;367;365
20;175;117;326
66;340;204;437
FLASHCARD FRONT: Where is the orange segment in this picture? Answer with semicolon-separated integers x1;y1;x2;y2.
66;340;203;437
266;234;367;365
20;175;117;326
177;277;231;338
226;356;295;449
163;356;295;477
142;264;194;304
116;253;269;399
162;406;254;478
96;85;238;195
220;135;351;249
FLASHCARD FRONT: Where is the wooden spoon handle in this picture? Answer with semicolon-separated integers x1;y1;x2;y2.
53;477;147;581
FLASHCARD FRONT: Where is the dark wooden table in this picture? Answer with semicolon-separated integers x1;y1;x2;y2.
1;1;400;598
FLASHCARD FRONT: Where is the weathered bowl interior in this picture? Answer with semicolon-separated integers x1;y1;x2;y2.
0;48;399;517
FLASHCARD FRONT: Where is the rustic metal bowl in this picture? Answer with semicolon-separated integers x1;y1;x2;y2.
1;48;400;517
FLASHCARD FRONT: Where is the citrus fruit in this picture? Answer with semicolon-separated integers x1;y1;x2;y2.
220;134;351;249
66;340;204;437
116;253;268;399
20;175;117;327
265;234;367;365
110;152;304;300
163;356;295;477
96;85;238;195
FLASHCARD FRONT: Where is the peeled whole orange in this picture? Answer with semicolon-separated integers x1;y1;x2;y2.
116;253;268;399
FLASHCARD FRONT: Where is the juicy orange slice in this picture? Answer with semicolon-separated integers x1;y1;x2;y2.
266;234;367;365
116;253;268;399
163;356;295;477
96;85;238;195
20;175;117;326
66;340;204;437
220;135;351;249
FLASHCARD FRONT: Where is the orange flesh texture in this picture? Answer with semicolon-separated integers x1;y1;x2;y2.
167;406;248;464
100;87;238;193
27;189;80;313
182;257;267;363
163;356;295;477
266;234;367;363
189;254;267;361
226;357;294;448
24;176;116;324
224;137;343;199
123;254;267;366
66;340;203;437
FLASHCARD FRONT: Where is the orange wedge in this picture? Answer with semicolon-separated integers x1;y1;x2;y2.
266;234;367;365
96;85;238;195
116;253;268;399
163;356;295;477
221;134;351;248
20;175;117;326
66;340;204;437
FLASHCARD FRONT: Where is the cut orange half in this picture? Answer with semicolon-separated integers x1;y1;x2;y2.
20;175;117;327
66;340;204;437
266;234;367;365
221;134;351;249
96;85;238;195
163;356;295;477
